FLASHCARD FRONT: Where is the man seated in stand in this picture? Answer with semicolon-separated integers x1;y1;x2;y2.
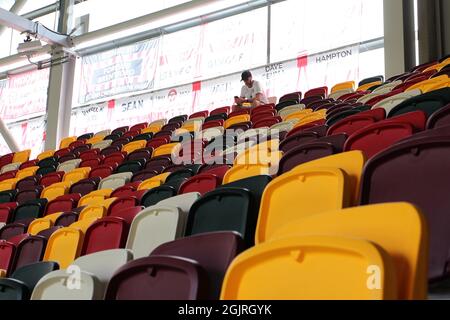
234;70;268;111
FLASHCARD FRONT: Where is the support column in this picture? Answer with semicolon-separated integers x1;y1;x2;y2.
45;0;75;150
383;0;416;78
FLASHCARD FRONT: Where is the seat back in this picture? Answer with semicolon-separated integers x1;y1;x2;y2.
152;231;244;299
105;256;208;300
99;172;133;190
72;249;133;299
360;136;450;281
271;203;427;300
43;228;83;269
220;235;397;300
31;270;102;300
256;167;351;244
126;206;184;258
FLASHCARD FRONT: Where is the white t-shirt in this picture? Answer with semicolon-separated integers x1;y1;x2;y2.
240;80;268;104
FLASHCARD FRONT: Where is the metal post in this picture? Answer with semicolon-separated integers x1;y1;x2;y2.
45;0;75;150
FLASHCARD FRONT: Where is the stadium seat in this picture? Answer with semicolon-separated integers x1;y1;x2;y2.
359;136;450;281
292;151;365;206
63;167;91;184
90;165;116;179
277;142;338;175
220;235;397;300
71;249;133;299
13;199;47;222
105;256;208;300
138;172;171;190
70;178;100;196
344;121;414;159
57;159;82;173
186;188;258;246
223;163;274;184
153;143;181;158
41;182;71;201
0;262;59;300
140;185;177;207
43;227;83;269
427;103;450;129
126;206;185;258
179;173;222;195
270;203;427;300
256;167;351;244
31;269;103;300
389;87;450;118
99;172;132;190
152;231;244;299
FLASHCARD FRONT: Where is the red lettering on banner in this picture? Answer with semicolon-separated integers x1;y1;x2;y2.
107;100;115;122
21;122;28;147
192;81;202;92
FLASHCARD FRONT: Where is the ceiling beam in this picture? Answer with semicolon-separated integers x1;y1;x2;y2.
0;7;72;47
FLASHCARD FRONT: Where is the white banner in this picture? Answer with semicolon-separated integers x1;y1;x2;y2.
78;38;160;104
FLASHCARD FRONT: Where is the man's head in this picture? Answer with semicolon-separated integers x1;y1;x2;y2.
241;70;253;87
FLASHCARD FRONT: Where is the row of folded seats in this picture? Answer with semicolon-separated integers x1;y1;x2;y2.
0;55;450;300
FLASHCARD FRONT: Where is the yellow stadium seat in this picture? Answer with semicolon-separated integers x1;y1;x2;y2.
294;113;325;127
98;197;118;209
223;164;275;184
271;203;428;300
331;81;355;93
44;227;84;269
86;189;113;198
181;119;203;132
37;150;55;161
70;217;99;234
0;270;5;278
284;110;313;123
12;150;31;164
423;62;446;73
142;125;162;135
79;205;107;221
357;81;383;92
293;151;366;206
0;179;18;192
86;135;106;145
79;194;106;207
63;167;91;184
16;166;40;180
405;75;449;93
122;140;147;154
78;189;113;207
225;115;251;129
28;218;53;236
41;182;71;201
43;212;65;224
220;235;398;300
255;167;351;244
59;137;77;149
152;143;181;158
138;173;171;191
234;150;283;167
422;79;450;93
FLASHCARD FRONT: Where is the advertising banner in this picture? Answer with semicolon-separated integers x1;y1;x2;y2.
78;37;160;104
0;69;49;121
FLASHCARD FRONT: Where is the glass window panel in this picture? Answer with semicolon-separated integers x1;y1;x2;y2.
271;0;384;62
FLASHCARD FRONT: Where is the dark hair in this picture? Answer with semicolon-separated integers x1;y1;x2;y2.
241;70;252;81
